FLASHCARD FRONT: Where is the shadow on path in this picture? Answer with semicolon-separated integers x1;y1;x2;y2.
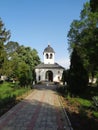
0;84;69;130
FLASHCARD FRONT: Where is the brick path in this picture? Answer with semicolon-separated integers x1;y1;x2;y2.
0;85;72;130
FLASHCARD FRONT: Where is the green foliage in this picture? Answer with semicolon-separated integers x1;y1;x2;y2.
76;98;92;107
0;18;40;86
15;45;40;86
67;2;98;80
61;69;69;85
68;49;88;94
17;61;32;86
0;18;10;74
5;45;41;86
0;18;10;43
5;41;19;58
90;0;98;12
95;72;98;86
0;82;31;116
93;111;98;118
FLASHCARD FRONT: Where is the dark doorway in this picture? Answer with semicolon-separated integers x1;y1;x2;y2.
45;71;53;82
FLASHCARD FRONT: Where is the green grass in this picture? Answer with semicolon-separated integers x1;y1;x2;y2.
57;85;98;130
0;82;31;98
0;82;32;116
93;111;98;118
75;98;92;107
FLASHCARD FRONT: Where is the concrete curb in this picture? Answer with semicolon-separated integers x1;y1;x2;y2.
58;94;74;130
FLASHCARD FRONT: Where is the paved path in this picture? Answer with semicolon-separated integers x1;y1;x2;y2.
0;85;72;130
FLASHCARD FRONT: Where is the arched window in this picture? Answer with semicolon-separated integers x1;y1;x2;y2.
50;53;53;59
46;53;49;59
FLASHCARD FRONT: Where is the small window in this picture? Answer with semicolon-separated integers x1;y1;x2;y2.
38;75;41;81
46;54;49;59
58;76;60;81
58;71;60;74
50;53;52;59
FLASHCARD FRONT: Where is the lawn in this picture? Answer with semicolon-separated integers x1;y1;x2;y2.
0;82;32;116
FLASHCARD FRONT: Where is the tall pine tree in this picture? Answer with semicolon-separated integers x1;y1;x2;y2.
68;49;88;95
0;18;10;75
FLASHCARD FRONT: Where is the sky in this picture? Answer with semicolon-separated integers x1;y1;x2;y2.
0;0;89;68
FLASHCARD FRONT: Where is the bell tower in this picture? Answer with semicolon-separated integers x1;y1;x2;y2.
43;45;55;64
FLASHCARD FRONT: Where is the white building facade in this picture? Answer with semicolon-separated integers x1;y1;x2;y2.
35;45;64;83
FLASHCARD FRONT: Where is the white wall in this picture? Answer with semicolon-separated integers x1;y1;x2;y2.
35;68;64;82
44;52;55;64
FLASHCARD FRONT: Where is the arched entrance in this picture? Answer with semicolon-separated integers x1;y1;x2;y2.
45;70;53;82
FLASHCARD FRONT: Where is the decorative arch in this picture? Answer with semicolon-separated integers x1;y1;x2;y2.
45;70;53;82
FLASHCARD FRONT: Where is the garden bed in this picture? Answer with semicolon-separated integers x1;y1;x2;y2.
59;95;98;130
57;85;98;130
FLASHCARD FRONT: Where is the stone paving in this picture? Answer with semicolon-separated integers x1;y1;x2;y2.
0;85;72;130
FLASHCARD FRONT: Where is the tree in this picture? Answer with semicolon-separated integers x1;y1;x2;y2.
90;0;98;83
62;69;69;85
67;2;98;80
90;0;98;12
17;46;40;69
0;18;40;86
68;49;88;95
5;41;19;58
17;61;31;87
14;45;40;85
3;41;19;77
4;44;40;85
0;18;10;75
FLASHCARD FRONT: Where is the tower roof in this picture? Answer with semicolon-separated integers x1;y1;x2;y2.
43;45;55;53
35;62;64;69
